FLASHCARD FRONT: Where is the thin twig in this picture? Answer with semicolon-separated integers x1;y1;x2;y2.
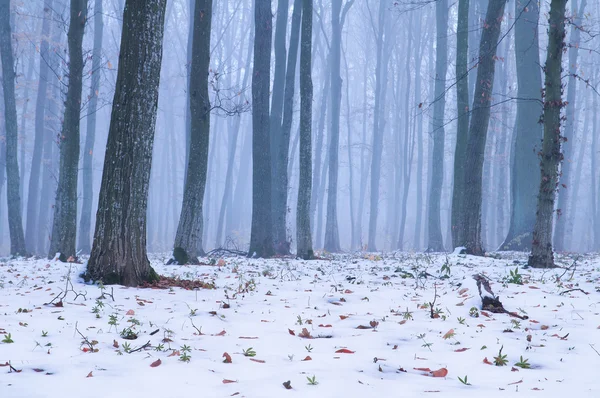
128;341;151;354
559;288;589;296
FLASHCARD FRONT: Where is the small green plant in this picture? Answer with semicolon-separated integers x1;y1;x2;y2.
504;267;523;285
108;314;118;332
493;346;508;366
402;308;413;320
296;315;303;325
155;343;165;352
457;317;466;325
122;342;131;353
306;375;319;385
120;327;138;340
417;333;433;351
440;258;451;278
510;319;521;330
514;356;531;369
41;330;48;337
179;345;192;362
458;375;471;385
2;333;14;344
243;347;257;357
305;344;313;353
469;307;479;318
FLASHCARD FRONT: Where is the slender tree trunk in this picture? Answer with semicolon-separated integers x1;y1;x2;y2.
86;0;166;285
249;0;275;258
48;0;88;260
19;56;33;218
172;0;212;264
342;46;356;250
554;0;587;251
184;0;194;182
458;0;507;255
427;0;448;252
412;15;424;251
451;0;469;249
26;0;53;254
501;0;544;250
297;0;313;259
593;68;599;249
78;0;103;254
0;0;27;256
528;0;568;269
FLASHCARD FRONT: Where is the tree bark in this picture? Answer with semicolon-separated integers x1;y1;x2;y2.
0;0;28;256
48;0;87;260
528;0;568;269
458;0;507;255
86;0;166;285
78;0;103;254
248;0;275;258
173;0;212;264
500;0;544;251
297;0;313;260
427;0;448;252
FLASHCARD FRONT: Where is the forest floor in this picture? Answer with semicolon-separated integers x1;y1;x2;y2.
1;251;599;397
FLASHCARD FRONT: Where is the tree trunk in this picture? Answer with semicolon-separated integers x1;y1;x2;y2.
427;0;448;252
297;0;313;260
500;0;544;251
412;14;424;251
528;0;568;269
48;0;87;260
78;0;103;254
173;0;212;264
0;0;27;256
451;0;469;249
25;0;53;254
553;0;587;251
458;0;507;255
249;0;275;258
86;0;166;285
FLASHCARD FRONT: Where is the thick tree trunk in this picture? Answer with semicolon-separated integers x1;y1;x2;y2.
458;0;507;255
528;0;568;269
249;0;275;258
427;0;448;252
86;0;166;286
297;0;313;260
25;0;53;254
48;0;87;260
451;0;469;249
554;0;586;251
173;0;212;264
0;0;27;256
501;0;544;251
78;0;103;254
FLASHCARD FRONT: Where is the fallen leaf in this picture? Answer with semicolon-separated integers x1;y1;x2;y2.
511;367;519;372
168;350;180;357
32;368;44;372
443;329;455;339
339;315;349;320
223;352;232;363
150;359;161;367
399;320;407;325
356;325;372;329
249;358;265;363
299;328;312;339
541;325;549;330
126;310;135;315
335;348;355;354
223;379;237;384
239;336;259;339
86;371;93;378
215;330;226;336
288;329;295;336
302;356;312;361
508;379;523;385
454;348;469;352
283;380;292;390
414;367;432;372
431;368;448;377
483;357;492;365
458;288;469;295
481;311;490;317
113;340;119;348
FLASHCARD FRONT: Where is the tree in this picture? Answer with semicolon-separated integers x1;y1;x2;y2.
86;0;167;286
553;0;587;251
0;0;27;256
78;0;104;254
451;0;469;249
297;0;313;260
26;0;53;254
500;0;543;251
427;0;448;252
172;0;212;264
48;0;88;260
457;0;507;255
248;0;274;258
528;0;568;269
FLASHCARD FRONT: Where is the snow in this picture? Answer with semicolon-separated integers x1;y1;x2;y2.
1;252;599;397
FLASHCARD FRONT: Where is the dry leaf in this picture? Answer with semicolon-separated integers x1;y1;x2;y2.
299;328;312;339
339;315;349;320
454;348;469;352
335;348;355;354
414;367;432;372
249;358;265;363
283;380;292;390
223;352;232;363
150;359;161;367
288;329;296;336
126;310;135;315
443;329;455;339
86;371;93;378
223;379;237;384
483;357;492;365
431;368;448;378
302;356;312;361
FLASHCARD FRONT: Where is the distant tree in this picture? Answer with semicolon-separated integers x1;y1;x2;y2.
86;0;167;286
457;0;507;255
500;0;543;251
173;0;212;264
297;0;313;260
0;0;27;256
528;0;568;269
48;0;88;260
78;0;104;254
248;0;275;258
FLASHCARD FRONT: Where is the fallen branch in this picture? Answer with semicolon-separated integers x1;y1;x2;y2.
46;266;87;306
129;341;151;354
473;274;528;320
559;288;589;296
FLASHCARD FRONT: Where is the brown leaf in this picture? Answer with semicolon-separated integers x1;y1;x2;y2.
483;357;492;365
541;325;549;330
414;367;432;372
126;310;135;315
508;379;523;385
454;348;469;352
511;367;519;372
150;359;162;368
356;325;372;329
223;352;232;363
339;315;349;320
86;371;93;378
215;330;226;336
318;324;332;328
302;356;312;361
335;348;355;354
299;328;312;339
443;329;455;339
223;379;237;384
283;380;292;389
239;336;259;339
431;368;448;378
288;328;296;336
249;358;265;363
113;340;119;348
168;350;180;357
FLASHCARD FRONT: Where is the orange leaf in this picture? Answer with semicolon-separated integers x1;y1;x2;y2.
302;356;312;361
339;315;349;320
126;310;135;315
215;330;226;336
299;328;312;339
335;348;355;354
443;329;455;339
150;359;162;367
454;348;469;352
223;379;237;384
431;368;448;378
483;357;492;365
223;352;232;363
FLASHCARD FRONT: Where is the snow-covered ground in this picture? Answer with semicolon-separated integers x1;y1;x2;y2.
1;251;599;397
